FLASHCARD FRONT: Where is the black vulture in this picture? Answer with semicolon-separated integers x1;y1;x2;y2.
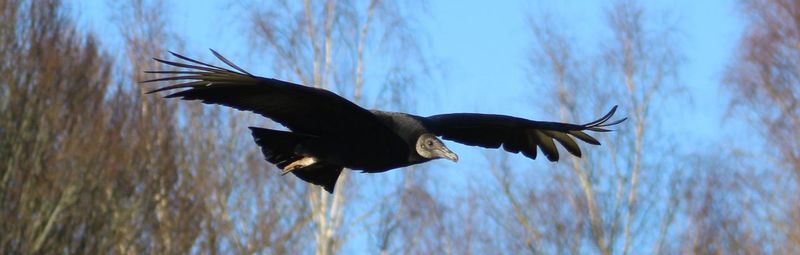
144;50;626;193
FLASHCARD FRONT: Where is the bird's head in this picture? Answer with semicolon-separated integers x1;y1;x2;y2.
415;133;459;162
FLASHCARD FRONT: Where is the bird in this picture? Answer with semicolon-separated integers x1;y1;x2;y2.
143;50;626;193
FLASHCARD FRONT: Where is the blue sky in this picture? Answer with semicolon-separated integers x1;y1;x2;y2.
422;0;743;148
71;0;745;253
72;0;744;149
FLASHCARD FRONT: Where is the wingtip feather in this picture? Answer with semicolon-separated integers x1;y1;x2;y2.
569;130;601;145
210;49;252;76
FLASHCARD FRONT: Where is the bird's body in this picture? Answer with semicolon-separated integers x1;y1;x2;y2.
145;50;626;193
255;111;431;173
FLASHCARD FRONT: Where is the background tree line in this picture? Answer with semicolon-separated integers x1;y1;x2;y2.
1;0;797;254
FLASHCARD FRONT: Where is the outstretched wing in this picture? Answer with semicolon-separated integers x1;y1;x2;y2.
424;106;626;161
143;50;400;140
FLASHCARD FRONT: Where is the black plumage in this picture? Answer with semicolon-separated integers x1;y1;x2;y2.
144;50;626;193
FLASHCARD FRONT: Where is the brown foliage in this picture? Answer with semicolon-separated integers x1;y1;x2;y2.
0;0;309;254
0;1;126;253
15;0;800;254
725;0;800;173
722;0;800;253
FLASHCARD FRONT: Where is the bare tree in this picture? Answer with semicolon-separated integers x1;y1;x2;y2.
366;166;463;255
725;0;800;177
114;0;314;253
480;1;683;254
111;2;203;252
245;0;429;254
601;2;683;253
723;0;800;253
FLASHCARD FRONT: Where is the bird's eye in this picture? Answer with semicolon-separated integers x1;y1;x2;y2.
426;140;434;147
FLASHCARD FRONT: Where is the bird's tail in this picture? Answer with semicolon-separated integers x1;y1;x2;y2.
249;127;342;193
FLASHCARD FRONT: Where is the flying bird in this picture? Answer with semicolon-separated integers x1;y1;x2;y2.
144;50;626;193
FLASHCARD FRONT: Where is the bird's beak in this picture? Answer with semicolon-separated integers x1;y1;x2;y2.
438;147;459;162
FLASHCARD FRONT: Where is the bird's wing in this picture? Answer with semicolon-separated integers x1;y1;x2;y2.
143;50;400;140
425;106;626;161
